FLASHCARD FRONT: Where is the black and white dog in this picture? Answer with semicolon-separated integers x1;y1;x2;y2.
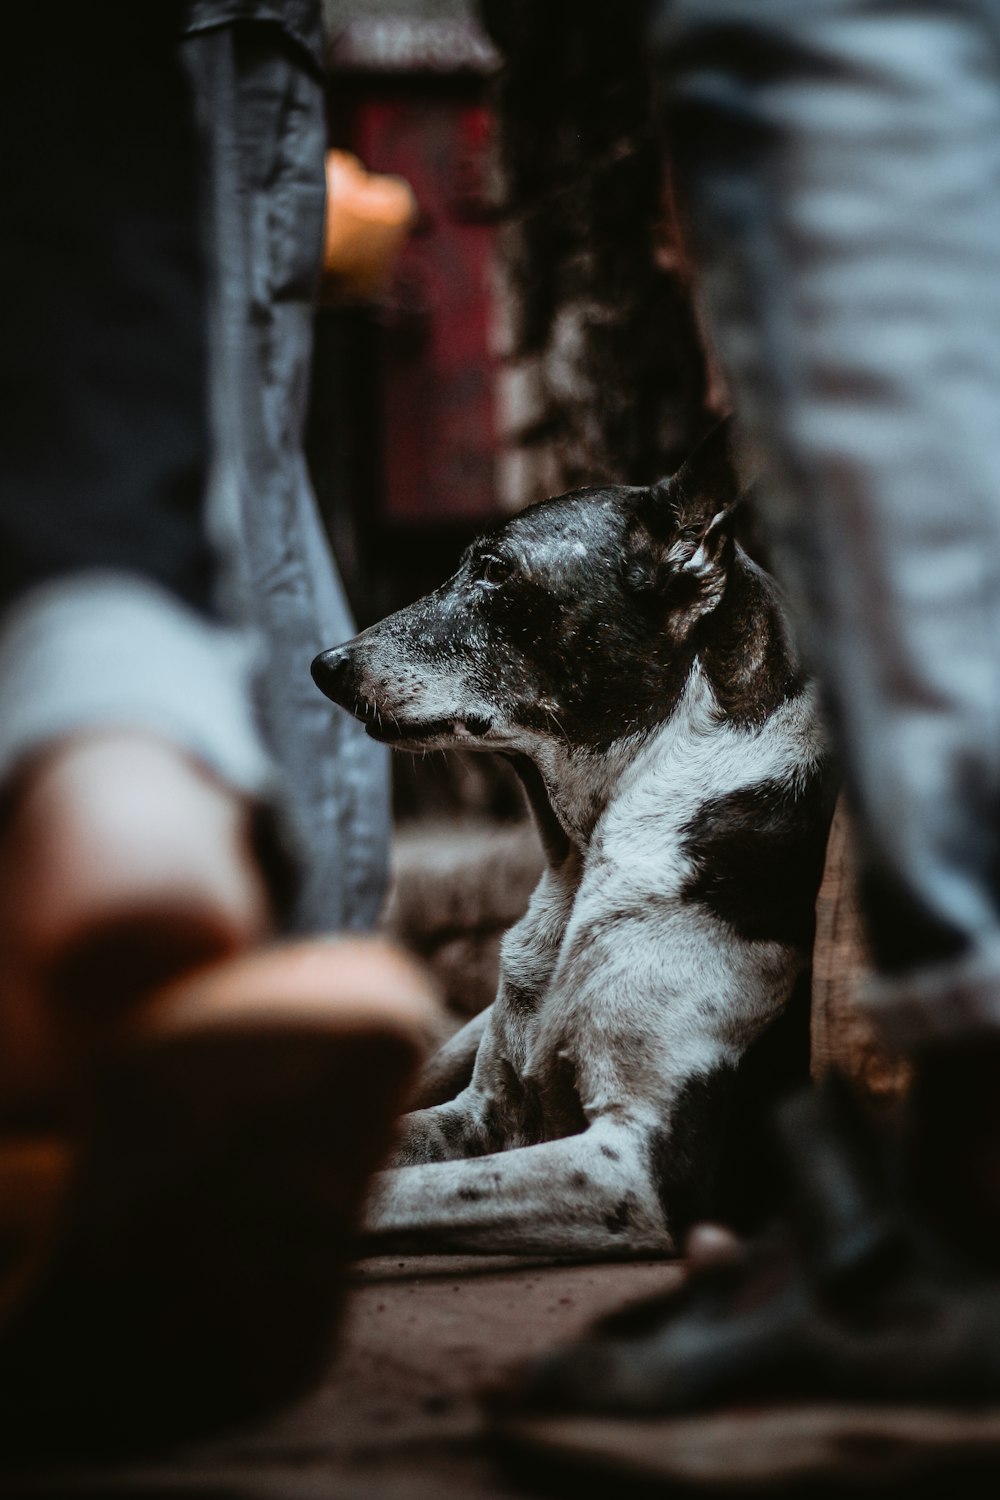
312;425;835;1257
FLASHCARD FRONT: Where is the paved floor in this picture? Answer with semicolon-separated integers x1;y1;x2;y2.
23;1255;680;1498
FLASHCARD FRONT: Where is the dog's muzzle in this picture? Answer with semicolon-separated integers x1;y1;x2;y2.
311;645;443;742
312;645;495;745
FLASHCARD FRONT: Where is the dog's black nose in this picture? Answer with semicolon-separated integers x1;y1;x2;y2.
311;646;355;705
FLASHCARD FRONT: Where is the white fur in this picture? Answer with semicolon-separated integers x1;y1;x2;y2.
364;665;826;1258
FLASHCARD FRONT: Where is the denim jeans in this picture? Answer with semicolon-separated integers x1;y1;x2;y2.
654;0;1000;1043
181;15;391;931
0;4;390;935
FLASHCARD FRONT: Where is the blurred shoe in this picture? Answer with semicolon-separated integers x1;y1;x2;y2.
0;729;438;1458
493;1077;1000;1488
0;938;437;1460
0;730;274;1117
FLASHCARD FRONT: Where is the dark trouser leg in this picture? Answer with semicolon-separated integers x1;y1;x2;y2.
0;6;269;798
0;4;211;613
181;22;391;933
655;0;1000;1047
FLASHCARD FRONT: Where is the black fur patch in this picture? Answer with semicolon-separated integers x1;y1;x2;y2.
435;1108;491;1160
643;974;812;1239
698;561;804;728
502;980;541;1017
711;972;811;1233
647;1069;736;1235
505;752;571;866
538;1051;590;1141
680;766;837;950
604;1196;635;1235
466;491;702;751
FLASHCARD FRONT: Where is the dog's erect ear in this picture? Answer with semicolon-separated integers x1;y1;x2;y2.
666;417;743;529
623;420;745;616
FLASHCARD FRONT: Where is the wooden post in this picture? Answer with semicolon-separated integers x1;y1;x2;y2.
811;799;912;1105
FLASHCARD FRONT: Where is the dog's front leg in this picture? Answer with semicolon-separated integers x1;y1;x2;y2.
409;1007;492;1109
366;1120;674;1258
388;1087;495;1166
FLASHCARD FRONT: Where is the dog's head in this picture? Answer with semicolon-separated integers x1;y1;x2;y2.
312;422;746;754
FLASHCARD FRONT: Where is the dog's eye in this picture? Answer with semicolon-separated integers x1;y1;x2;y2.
478;555;512;586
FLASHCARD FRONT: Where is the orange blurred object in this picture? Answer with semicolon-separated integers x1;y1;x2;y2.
323;149;417;299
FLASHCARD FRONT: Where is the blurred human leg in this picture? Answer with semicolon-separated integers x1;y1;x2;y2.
659;0;1000;1257
0;6;435;1454
0;5;279;1109
181;15;392;936
656;0;1000;1040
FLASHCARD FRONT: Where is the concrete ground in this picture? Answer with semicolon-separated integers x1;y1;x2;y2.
24;1255;680;1499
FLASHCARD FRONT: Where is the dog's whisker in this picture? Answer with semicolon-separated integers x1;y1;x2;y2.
546;706;569;741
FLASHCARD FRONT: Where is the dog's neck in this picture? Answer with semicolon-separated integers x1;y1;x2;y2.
511;670;715;859
504;753;575;865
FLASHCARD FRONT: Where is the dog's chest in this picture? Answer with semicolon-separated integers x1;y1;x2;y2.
476;683;824;1150
476;861;582;1143
480;729;730;1143
482;1030;591;1146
